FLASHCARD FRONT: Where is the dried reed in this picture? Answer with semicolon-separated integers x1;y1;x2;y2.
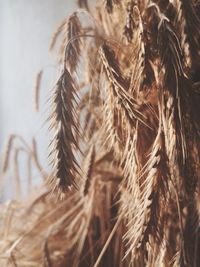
1;0;200;266
34;70;43;112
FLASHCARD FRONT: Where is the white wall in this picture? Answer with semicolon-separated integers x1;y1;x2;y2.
0;0;76;197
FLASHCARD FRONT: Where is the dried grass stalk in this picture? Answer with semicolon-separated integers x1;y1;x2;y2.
1;1;200;267
83;145;95;195
49;18;68;51
34;70;43;112
1;135;15;173
48;68;80;195
63;13;82;73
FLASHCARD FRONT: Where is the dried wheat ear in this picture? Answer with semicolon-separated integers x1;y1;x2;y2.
1;0;200;267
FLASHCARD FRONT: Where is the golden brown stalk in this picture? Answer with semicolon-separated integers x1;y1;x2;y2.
13;149;21;199
158;17;186;163
83;145;95;195
63;13;82;73
1;1;200;267
48;68;80;195
1;134;15;173
123;118;167;260
94;216;122;267
34;70;43;112
49;18;68;51
99;43;145;124
27;155;32;192
125;5;145;95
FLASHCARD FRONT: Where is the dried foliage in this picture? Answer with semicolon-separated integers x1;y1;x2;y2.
34;70;43;112
48;68;80;196
1;0;200;266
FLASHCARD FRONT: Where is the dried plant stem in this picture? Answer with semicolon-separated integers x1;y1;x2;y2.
43;239;52;267
1;134;15;173
13;149;21;199
83;145;95;195
94;216;122;267
1;1;200;266
34;70;43;112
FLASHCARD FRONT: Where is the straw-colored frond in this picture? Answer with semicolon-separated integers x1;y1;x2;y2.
82;145;95;195
1;135;15;173
1;0;200;266
48;68;80;195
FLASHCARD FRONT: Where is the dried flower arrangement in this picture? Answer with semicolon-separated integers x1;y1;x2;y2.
1;0;200;266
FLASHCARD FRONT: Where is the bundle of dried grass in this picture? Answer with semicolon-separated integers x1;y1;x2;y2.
1;0;200;266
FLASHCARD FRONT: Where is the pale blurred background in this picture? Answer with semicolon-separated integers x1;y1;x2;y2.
0;0;76;199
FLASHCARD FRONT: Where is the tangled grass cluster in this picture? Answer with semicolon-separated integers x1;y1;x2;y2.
1;0;200;266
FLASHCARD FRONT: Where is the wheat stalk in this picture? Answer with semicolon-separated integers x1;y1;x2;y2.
62;13;82;72
1;1;200;266
1;134;15;173
48;68;80;196
33;70;43;112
